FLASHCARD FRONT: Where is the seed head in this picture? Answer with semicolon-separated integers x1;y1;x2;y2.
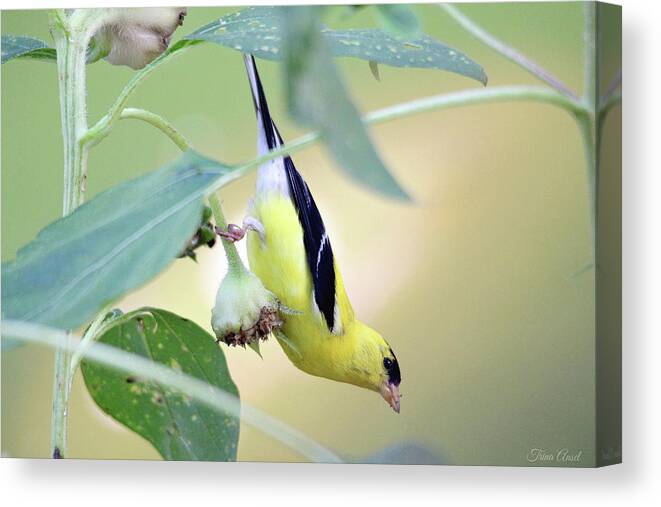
211;268;282;349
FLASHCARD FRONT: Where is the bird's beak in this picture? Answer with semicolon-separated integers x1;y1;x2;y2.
380;382;401;413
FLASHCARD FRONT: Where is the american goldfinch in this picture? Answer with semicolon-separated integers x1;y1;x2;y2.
232;55;402;412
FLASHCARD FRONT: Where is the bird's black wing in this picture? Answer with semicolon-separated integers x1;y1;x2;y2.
283;156;337;332
243;54;337;332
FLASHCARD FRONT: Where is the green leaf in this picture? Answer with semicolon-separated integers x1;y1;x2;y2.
374;4;421;39
80;308;239;461
184;6;487;85
282;6;409;200
1;35;57;64
1;151;232;331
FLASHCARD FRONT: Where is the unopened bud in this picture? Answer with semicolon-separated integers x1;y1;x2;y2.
93;7;187;70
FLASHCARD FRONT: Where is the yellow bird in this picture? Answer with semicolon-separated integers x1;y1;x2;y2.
237;55;402;412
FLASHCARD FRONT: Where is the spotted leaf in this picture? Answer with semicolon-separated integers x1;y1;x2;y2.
81;308;240;461
184;6;486;84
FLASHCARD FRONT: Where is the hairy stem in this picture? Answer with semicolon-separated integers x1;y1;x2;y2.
48;7;121;459
50;11;94;459
81;46;193;148
209;193;247;275
53;26;89;214
3;320;342;464
119;108;191;151
439;3;577;99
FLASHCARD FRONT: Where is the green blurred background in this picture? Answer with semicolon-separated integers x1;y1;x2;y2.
2;3;602;465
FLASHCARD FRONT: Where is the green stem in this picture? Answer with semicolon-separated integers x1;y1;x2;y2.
48;7;122;460
68;307;114;380
583;2;597;108
50;10;97;459
442;1;597;260
53;24;89;215
117;108;248;280
213;85;588;195
114;109;248;280
2;320;342;464
365;84;587;122
49;344;70;458
81;46;191;148
208;193;247;275
601;69;621;106
597;90;621;133
119;108;191;151
439;3;577;99
577;111;596;254
580;2;598;261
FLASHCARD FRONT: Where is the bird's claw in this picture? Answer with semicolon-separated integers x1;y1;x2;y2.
216;223;246;243
215;216;265;244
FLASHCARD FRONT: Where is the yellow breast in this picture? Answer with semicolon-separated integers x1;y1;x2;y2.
246;195;362;385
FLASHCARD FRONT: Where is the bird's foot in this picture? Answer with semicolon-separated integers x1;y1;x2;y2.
215;223;246;243
215;217;265;243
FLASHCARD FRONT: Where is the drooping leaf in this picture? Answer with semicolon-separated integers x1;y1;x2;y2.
184;6;487;85
80;308;240;461
1;151;232;331
1;35;57;64
281;6;409;200
374;4;421;39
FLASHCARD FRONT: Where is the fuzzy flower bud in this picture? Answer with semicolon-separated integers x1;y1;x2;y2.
211;267;283;349
93;8;187;70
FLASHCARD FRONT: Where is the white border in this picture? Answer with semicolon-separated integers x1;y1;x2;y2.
3;0;660;505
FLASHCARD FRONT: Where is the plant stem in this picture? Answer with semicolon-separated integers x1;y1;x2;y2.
598;90;621;131
601;69;621;106
50;12;93;459
48;8;115;459
119;111;248;280
365;84;587;122
211;85;588;196
583;2;597;109
119;108;191;151
3;319;343;464
53;25;89;215
577;111;596;253
208;193;247;275
81;46;192;148
581;2;598;260
68;307;114;380
122;87;588;231
439;3;578;99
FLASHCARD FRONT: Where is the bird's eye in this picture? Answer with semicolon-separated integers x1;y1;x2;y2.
383;357;393;370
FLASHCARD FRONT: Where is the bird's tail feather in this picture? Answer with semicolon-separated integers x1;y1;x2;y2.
243;54;281;153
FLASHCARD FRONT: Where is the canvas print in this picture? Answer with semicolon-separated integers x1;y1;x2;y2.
1;2;621;466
